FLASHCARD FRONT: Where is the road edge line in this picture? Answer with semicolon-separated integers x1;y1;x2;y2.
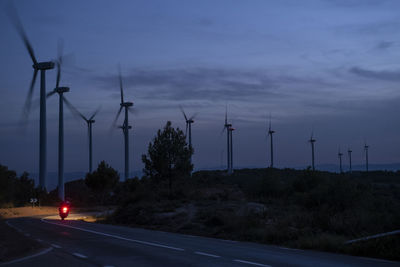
0;247;53;266
40;217;185;251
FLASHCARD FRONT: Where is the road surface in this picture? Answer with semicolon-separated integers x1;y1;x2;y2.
2;216;399;267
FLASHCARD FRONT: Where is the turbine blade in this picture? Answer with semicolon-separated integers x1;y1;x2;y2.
225;106;228;124
189;112;198;121
269;113;272;131
118;65;124;104
57;38;64;65
180;105;188;121
63;97;87;121
46;90;57;98
112;106;123;128
89;106;101;120
23;69;38;116
7;3;37;65
56;61;61;88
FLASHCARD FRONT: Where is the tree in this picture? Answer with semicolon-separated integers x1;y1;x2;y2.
85;161;119;204
142;121;193;195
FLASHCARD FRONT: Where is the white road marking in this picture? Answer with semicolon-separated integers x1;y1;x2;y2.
103;265;115;267
233;259;272;267
278;246;300;251
194;251;220;258
41;218;185;252
0;247;53;266
36;238;43;242
24;233;30;237
51;244;62;248
73;253;88;259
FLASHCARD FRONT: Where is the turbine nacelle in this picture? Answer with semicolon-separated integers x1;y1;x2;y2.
118;125;132;130
121;102;133;107
33;61;55;70
88;119;95;124
54;87;70;94
187;119;194;124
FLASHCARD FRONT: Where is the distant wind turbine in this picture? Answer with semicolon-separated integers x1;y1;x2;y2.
348;149;352;173
267;115;275;168
180;106;196;162
338;148;343;173
63;101;100;174
112;66;134;181
8;4;55;189
309;132;316;171
364;142;369;172
222;107;232;174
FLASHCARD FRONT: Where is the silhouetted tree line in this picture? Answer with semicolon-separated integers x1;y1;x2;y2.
0;164;37;207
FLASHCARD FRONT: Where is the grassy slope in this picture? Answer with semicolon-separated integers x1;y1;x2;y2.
108;168;400;261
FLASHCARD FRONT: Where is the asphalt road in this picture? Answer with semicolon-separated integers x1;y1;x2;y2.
3;216;399;267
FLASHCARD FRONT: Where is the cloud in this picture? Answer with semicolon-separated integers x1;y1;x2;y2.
326;0;389;8
93;67;337;104
350;66;400;81
375;41;394;50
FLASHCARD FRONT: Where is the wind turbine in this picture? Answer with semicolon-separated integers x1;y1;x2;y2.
180;106;196;161
62;101;100;174
46;42;68;200
8;5;55;189
309;132;316;171
267;115;275;168
364;142;369;172
348;149;352;173
112;66;133;181
222;107;232;174
338;148;343;173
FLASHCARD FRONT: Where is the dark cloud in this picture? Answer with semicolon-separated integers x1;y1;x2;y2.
350;66;400;81
326;0;389;7
93;67;336;103
375;41;394;50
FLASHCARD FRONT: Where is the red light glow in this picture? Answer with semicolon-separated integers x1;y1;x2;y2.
62;207;68;213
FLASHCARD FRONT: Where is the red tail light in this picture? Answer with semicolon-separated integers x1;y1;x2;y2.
62;206;68;213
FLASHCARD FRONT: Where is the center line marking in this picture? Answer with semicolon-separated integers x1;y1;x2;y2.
41;218;185;252
194;251;220;258
73;253;88;259
51;244;62;249
233;259;272;267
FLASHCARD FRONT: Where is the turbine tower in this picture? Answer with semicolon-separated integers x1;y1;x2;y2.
46;44;68;201
229;126;235;174
112;66;133;181
348;149;352;173
268;116;275;168
63;101;99;174
222;107;232;174
364;143;369;172
309;132;316;171
180;106;196;161
8;5;54;189
338;148;343;173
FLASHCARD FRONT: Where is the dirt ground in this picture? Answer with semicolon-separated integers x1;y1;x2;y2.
0;206;58;219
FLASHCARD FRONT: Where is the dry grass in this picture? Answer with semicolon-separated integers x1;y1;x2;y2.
0;206;58;219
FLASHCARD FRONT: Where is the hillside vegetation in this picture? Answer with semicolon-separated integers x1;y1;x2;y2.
108;168;400;260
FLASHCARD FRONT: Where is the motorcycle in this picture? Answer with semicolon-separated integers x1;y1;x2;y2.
58;202;70;220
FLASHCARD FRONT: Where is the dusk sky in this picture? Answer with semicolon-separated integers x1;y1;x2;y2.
1;0;400;183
